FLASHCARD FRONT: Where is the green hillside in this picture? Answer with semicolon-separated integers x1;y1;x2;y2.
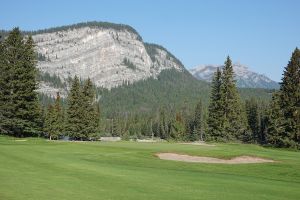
97;69;272;117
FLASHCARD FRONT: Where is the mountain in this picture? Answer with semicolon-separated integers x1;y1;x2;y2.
26;21;184;97
98;69;273;117
189;63;279;89
1;22;274;117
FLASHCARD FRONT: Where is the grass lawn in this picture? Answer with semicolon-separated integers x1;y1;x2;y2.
0;135;299;200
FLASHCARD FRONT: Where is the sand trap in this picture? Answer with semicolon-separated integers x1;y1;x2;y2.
156;153;274;164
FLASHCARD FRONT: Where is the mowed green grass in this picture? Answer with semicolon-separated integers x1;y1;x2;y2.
0;136;300;200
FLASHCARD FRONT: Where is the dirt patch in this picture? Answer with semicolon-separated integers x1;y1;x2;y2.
156;153;274;164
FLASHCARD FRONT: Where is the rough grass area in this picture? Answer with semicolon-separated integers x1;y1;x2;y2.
0;135;300;200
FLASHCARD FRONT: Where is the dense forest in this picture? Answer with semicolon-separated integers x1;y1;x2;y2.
0;28;299;149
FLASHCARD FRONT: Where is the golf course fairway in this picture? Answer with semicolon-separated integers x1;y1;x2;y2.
0;136;299;200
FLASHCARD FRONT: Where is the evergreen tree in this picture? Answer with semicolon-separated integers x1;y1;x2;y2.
66;76;84;140
53;92;64;138
43;93;64;140
221;56;246;140
0;39;5;133
245;98;259;143
207;68;224;141
267;93;285;147
278;48;300;147
81;78;99;139
44;104;55;140
158;108;168;139
194;99;204;141
258;101;269;144
21;35;43;135
0;28;41;136
169;112;185;140
184;115;195;141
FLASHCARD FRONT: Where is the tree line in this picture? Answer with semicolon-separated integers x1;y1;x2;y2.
0;28;299;148
0;28;100;140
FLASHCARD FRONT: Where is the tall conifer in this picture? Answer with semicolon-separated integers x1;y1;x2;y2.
267;93;285;147
207;68;224;141
66;76;84;139
194;99;204;141
245;98;259;142
221;56;246;140
280;48;300;146
0;28;41;136
81;78;99;139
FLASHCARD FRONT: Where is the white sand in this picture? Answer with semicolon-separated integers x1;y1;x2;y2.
156;153;274;164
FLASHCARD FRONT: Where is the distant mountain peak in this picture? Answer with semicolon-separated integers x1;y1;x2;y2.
189;63;279;89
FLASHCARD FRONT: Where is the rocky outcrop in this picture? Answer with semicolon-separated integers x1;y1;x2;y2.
32;22;184;96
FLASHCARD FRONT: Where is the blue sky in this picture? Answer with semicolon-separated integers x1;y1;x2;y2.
1;0;300;81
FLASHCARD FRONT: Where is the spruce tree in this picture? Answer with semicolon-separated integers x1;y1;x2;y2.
170;112;185;140
159;108;168;139
44;104;55;140
0;39;5;133
245;98;259;143
279;48;300;147
19;35;42;135
194;99;203;141
207;68;224;141
66;76;84;140
43;93;64;140
221;56;246;140
81;78;99;139
267;93;285;147
0;29;22;135
0;28;41;136
258;101;268;144
54;92;64;138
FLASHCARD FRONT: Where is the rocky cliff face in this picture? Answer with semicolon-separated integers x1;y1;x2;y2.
190;63;279;89
32;22;184;97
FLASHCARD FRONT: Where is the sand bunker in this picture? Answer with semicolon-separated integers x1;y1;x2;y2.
156;153;274;164
15;139;27;142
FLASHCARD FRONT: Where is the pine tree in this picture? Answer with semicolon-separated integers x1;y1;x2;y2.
43;93;64;140
20;35;42;136
207;68;224;141
81;78;99;139
0;39;5;133
0;29;41;136
279;48;300;147
245;98;259;143
44;104;55;140
194;99;203;141
258;101;269;144
158;108;168;139
221;56;246;140
170;114;185;141
184;115;195;141
66;76;84;140
53;92;64;138
0;29;22;135
267;93;285;147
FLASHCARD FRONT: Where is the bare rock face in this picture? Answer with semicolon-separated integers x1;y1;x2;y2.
33;24;184;96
